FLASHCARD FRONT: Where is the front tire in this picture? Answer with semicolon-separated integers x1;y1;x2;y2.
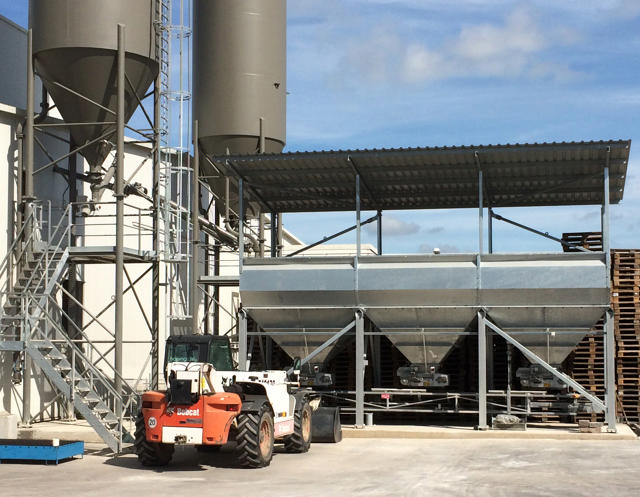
235;403;274;468
284;400;312;453
134;412;174;466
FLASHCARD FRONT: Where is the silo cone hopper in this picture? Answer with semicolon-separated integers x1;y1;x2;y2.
509;330;590;391
30;0;158;175
386;333;459;388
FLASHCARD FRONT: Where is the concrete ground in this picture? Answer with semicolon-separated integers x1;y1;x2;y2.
1;422;639;497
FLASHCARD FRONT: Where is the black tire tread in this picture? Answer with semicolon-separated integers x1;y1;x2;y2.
134;411;174;466
235;404;274;468
284;402;312;453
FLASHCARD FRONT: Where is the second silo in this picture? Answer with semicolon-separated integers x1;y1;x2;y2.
193;0;286;159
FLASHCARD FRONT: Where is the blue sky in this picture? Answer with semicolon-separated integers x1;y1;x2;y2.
4;1;639;254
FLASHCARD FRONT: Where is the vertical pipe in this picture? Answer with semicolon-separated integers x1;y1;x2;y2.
356;175;361;258
258;214;265;258
238;178;244;273
114;24;126;427
488;208;493;254
478;170;484;255
602;160;616;432
270;212;277;257
24;30;34;204
214;205;221;334
376;210;382;256
238;310;248;371
602;155;611;275
355;310;365;427
276;213;283;257
191;120;200;333
605;308;617;432
477;310;488;429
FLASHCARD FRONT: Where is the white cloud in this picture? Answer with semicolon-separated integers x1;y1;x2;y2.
401;7;581;82
364;215;420;237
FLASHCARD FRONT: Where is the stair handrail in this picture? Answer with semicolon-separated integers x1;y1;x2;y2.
28;291;140;418
20;203;74;296
0;203;45;311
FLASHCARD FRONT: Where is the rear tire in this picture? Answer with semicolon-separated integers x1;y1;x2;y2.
284;400;312;453
134;411;174;466
235;403;274;468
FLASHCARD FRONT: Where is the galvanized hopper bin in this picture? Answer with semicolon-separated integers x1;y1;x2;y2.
30;0;158;169
241;252;609;377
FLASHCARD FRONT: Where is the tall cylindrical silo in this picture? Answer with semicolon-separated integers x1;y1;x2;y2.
193;0;286;159
29;0;158;170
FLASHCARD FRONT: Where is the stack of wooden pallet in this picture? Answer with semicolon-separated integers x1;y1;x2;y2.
612;249;640;423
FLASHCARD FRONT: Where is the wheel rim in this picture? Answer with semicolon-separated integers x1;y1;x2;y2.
301;408;311;442
259;417;271;457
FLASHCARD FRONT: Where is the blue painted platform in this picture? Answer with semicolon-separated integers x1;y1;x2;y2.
0;439;84;464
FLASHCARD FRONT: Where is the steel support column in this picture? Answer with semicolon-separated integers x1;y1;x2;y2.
604;309;617;431
151;50;161;389
602;159;617;432
478;169;484;254
22;28;35;426
114;24;126;425
355;310;365;427
477;310;488;429
356;175;361;258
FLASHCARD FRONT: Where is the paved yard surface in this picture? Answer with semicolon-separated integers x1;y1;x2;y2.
1;438;639;497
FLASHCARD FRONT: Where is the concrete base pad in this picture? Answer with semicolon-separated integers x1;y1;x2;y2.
342;422;638;440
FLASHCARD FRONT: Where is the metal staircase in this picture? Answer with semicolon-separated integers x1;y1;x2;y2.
0;204;136;452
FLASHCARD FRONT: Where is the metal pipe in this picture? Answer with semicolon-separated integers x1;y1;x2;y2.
488;208;493;254
477;310;488;429
605;309;617;431
270;212;277;257
478;169;483;255
377;210;382;255
238;178;244;273
603;159;616;432
356;175;361;258
286;214;378;257
191;120;200;333
238;310;248;370
114;24;126;431
276;213;283;257
355;310;365;428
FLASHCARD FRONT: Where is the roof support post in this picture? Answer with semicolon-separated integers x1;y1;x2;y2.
478;168;484;255
602;149;611;275
477;310;488;430
488;208;493;254
377;210;383;256
602;153;616;432
355;309;365;428
604;308;617;432
356;174;361;258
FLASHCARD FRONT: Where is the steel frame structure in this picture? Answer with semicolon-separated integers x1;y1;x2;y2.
234;146;622;431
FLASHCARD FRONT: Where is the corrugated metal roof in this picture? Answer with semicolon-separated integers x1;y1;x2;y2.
204;140;631;212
